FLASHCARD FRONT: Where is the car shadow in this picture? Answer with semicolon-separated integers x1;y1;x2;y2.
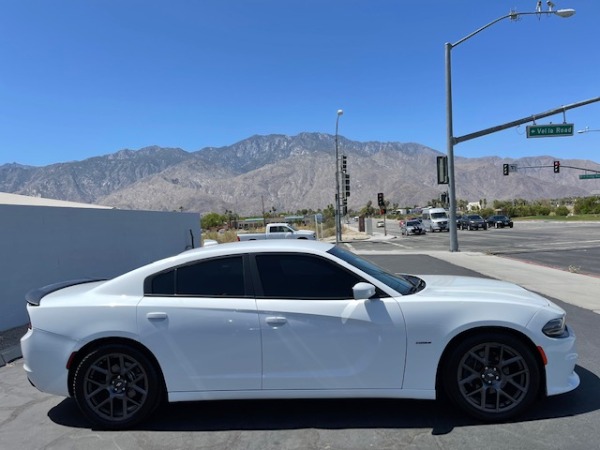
47;365;599;434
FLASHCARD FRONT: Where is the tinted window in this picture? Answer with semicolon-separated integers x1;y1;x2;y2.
146;256;245;297
328;246;415;295
151;269;175;295
255;254;361;299
177;256;244;296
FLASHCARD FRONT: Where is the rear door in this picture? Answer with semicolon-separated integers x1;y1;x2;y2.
137;255;261;393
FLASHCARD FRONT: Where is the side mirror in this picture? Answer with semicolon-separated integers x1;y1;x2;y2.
353;282;376;300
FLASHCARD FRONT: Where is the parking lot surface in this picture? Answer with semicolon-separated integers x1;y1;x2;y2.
1;222;600;449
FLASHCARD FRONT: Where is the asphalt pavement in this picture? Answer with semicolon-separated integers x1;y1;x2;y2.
344;232;600;313
2;232;599;367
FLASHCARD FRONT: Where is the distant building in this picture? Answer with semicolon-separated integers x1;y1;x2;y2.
467;201;482;211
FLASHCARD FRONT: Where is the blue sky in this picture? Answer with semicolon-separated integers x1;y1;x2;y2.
1;0;598;167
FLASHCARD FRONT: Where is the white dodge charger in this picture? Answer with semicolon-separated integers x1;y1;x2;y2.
21;240;579;429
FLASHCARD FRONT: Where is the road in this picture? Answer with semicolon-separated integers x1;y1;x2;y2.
368;219;600;276
1;222;599;449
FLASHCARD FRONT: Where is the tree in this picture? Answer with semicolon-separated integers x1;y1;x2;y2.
359;200;376;217
201;212;225;230
574;196;600;214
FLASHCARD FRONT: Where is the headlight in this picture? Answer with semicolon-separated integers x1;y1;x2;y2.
542;316;568;338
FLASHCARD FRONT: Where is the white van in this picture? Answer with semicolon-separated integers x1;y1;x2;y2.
421;207;449;232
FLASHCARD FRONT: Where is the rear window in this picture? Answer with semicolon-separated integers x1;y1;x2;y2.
145;255;245;297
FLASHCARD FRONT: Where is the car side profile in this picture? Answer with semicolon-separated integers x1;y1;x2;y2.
21;240;579;429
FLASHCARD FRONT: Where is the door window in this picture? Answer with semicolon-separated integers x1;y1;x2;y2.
255;254;361;299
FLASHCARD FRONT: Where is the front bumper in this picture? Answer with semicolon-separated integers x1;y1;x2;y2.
544;326;580;396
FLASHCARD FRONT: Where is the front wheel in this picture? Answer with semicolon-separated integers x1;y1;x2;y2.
73;344;162;430
442;332;540;422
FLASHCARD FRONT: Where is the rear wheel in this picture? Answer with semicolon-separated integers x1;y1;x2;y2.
73;344;162;430
442;332;540;422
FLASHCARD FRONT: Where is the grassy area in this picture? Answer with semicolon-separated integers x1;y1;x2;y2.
516;214;600;222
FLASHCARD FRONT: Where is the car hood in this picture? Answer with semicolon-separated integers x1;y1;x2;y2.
414;275;550;307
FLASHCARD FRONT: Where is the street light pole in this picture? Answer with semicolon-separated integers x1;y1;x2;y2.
335;109;344;244
445;8;575;252
577;127;600;134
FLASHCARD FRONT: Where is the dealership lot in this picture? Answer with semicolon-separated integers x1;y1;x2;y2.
1;221;600;450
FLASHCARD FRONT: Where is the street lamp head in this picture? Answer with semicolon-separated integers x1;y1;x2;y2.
337;109;344;116
555;8;576;18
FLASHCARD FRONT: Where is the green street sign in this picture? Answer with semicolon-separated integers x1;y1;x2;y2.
526;124;574;138
579;174;600;179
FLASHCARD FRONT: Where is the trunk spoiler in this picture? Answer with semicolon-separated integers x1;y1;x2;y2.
25;278;107;306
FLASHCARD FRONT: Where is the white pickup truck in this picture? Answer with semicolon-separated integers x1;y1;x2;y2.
237;223;316;241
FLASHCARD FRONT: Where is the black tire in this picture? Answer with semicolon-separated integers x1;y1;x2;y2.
73;344;162;430
442;332;540;422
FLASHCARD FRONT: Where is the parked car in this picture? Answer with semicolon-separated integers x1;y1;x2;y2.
486;215;514;228
459;214;488;230
21;240;578;429
401;219;426;235
376;220;385;228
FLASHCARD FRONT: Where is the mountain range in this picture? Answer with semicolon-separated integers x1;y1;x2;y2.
2;132;599;216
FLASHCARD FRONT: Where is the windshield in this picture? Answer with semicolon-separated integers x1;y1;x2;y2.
431;212;447;219
328;246;417;295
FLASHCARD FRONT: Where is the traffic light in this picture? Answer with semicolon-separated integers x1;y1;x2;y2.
554;160;560;173
344;174;350;197
341;155;347;172
437;156;449;184
377;192;384;207
503;164;509;176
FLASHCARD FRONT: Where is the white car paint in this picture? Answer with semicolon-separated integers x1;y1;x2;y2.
21;240;579;428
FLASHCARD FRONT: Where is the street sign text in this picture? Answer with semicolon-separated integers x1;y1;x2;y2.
526;124;574;138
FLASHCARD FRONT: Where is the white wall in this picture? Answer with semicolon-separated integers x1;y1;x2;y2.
0;205;201;331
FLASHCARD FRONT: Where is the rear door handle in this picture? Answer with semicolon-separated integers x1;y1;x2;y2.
146;312;168;320
265;316;287;326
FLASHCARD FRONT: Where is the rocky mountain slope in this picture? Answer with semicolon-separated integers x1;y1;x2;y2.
1;133;599;215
